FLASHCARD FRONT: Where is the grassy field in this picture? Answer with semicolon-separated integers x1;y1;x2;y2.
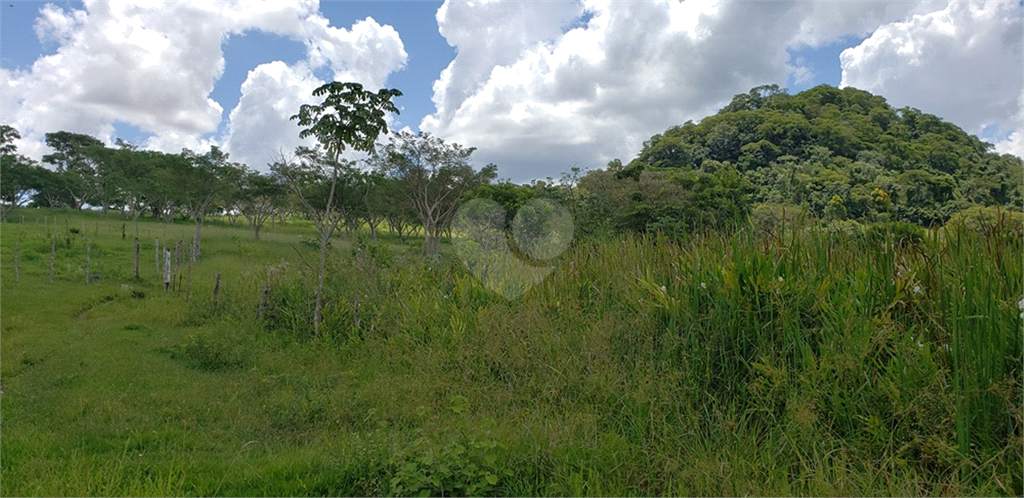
1;207;1021;496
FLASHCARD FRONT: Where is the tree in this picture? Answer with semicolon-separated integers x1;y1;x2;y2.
1;124;20;156
374;131;497;256
0;126;45;218
288;81;402;337
232;166;288;240
41;131;105;209
178;147;234;260
359;170;390;239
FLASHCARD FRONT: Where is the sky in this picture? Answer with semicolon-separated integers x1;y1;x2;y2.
1;0;1022;183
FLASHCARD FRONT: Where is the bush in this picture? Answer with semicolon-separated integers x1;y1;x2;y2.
750;203;813;239
165;334;248;372
387;427;512;497
866;221;925;247
943;205;1024;239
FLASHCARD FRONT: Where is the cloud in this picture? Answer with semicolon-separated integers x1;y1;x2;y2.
221;61;323;169
422;0;811;180
790;0;949;46
839;1;1023;152
421;0;1023;182
2;0;407;167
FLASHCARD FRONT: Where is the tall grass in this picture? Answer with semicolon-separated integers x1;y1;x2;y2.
2;208;1021;496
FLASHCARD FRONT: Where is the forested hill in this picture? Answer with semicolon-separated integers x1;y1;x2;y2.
619;84;1023;225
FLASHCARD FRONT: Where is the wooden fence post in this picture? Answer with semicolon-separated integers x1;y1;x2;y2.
174;240;182;291
163;249;171;291
49;239;55;282
14;237;19;283
134;237;140;279
256;284;270;322
213;273;222;308
85;244;91;284
186;238;193;302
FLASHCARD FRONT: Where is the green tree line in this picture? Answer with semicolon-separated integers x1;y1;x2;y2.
3;84;1022;248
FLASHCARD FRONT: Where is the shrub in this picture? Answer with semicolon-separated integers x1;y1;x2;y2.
943;205;1024;239
750;203;813;239
165;334;248;372
866;221;925;247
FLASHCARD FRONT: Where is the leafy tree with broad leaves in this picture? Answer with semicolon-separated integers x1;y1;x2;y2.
287;81;401;337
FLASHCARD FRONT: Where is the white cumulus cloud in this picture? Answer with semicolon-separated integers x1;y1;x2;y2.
421;0;1023;181
1;0;407;168
840;1;1023;154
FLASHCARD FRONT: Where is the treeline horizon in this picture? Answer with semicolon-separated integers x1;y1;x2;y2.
2;84;1022;245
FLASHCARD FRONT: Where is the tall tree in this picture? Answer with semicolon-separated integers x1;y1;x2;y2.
374;131;497;256
0;126;44;218
41;131;105;209
288;81;402;337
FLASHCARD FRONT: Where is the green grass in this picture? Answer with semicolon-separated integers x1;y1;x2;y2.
1;207;1021;496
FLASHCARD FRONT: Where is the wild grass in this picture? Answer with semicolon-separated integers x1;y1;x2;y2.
1;207;1021;496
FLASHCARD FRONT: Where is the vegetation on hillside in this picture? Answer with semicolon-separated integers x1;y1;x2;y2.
602;84;1022;233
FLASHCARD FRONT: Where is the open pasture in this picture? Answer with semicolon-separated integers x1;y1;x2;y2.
1;208;1021;496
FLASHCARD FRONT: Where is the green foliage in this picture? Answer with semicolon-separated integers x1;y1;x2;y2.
164;334;249;372
354;233;395;268
866;220;926;247
291;82;402;157
626;85;1023;228
373;131;498;256
388;426;511;497
2;208;1021;496
944;205;1024;239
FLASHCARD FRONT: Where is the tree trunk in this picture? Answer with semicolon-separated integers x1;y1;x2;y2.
193;218;203;261
253;223;261;241
314;231;327;337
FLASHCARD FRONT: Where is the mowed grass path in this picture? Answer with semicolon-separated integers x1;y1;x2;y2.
2;207;1022;496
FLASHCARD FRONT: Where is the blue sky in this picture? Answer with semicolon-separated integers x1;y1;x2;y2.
2;1;1021;182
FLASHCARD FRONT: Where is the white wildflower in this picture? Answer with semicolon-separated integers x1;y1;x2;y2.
700;282;707;289
913;285;922;295
660;285;667;292
777;276;784;282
